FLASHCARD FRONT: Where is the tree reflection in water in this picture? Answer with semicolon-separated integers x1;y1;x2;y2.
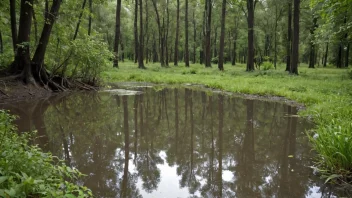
1;87;347;197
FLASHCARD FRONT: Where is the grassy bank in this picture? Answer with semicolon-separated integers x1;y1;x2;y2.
103;61;352;183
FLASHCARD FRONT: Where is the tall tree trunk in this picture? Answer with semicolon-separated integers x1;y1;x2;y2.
32;9;38;46
246;0;255;71
185;0;190;67
218;0;226;71
232;29;237;66
323;43;328;67
193;11;197;64
205;0;212;67
32;0;63;82
151;0;165;67
290;0;300;75
113;0;122;68
174;0;180;66
286;0;292;71
345;43;350;67
138;0;145;68
0;31;3;54
144;0;149;63
73;0;87;40
309;16;317;68
12;0;34;79
165;0;170;66
88;0;92;35
134;0;139;63
337;43;343;68
9;0;18;54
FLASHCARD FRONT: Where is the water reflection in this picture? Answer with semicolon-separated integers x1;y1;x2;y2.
0;87;346;197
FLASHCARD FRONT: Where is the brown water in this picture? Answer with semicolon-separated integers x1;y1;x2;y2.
0;86;343;198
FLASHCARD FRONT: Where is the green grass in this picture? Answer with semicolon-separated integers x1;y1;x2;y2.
102;61;352;183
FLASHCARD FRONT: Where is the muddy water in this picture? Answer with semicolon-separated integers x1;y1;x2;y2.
0;87;342;197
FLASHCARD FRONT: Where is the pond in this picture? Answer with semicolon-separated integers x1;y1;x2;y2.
0;85;343;197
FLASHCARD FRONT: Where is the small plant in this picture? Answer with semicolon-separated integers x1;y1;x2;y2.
0;111;92;197
262;61;273;71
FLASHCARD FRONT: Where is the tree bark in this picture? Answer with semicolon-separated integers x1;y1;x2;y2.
184;0;190;67
134;0;139;63
246;0;255;71
73;0;87;40
165;0;170;66
174;0;180;66
193;11;197;64
323;43;328;67
88;0;92;35
151;0;165;67
12;0;34;79
290;0;300;75
0;31;3;54
218;0;226;71
345;43;350;67
113;0;122;68
138;0;145;68
309;16;317;68
286;0;292;71
205;0;212;67
9;0;18;54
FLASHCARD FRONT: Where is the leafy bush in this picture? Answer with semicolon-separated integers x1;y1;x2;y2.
211;56;218;64
262;61;274;71
0;51;14;69
0;110;92;197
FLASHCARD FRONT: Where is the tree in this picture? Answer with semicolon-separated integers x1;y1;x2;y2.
246;0;256;71
290;0;300;74
9;0;17;55
285;0;292;71
174;0;180;66
218;0;226;71
205;0;212;67
134;0;139;63
138;0;145;69
113;0;122;68
185;0;190;67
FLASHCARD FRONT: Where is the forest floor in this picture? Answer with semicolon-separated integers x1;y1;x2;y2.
0;76;52;103
103;61;352;183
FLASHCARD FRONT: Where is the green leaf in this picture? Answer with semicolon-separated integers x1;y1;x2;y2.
65;193;77;198
324;174;342;183
0;176;8;184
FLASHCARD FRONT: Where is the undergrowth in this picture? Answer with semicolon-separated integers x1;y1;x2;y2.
0;110;92;197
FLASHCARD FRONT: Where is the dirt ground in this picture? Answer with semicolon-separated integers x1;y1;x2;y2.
0;77;53;104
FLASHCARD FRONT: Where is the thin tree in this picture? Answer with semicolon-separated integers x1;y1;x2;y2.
88;0;92;35
9;0;18;54
323;43;328;67
138;0;145;69
151;0;165;67
185;0;190;67
290;0;300;74
174;0;180;66
73;0;87;40
286;0;292;71
218;0;226;71
205;0;212;67
0;31;3;54
113;0;122;68
134;0;139;63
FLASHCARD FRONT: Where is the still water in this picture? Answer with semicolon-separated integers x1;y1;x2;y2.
0;86;343;197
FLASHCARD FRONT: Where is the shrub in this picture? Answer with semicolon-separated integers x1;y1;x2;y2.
262;61;273;71
0;111;92;197
211;56;218;64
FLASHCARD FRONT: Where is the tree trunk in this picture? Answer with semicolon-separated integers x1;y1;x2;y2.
174;0;180;66
165;0;170;66
138;0;145;68
134;0;139;63
88;0;92;35
144;0;149;64
32;0;63;83
9;0;18;54
232;29;237;66
246;0;255;71
218;0;226;71
12;0;34;79
309;16;317;68
345;43;350;67
337;43;343;68
32;8;38;46
286;0;292;71
185;0;190;67
73;0;87;40
205;0;212;67
0;31;3;54
323;43;328;67
193;11;197;64
290;0;300;75
151;0;165;67
113;0;122;68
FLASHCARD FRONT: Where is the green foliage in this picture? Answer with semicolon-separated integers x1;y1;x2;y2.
262;61;274;71
0;111;92;198
211;56;219;64
68;36;113;84
348;69;352;80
